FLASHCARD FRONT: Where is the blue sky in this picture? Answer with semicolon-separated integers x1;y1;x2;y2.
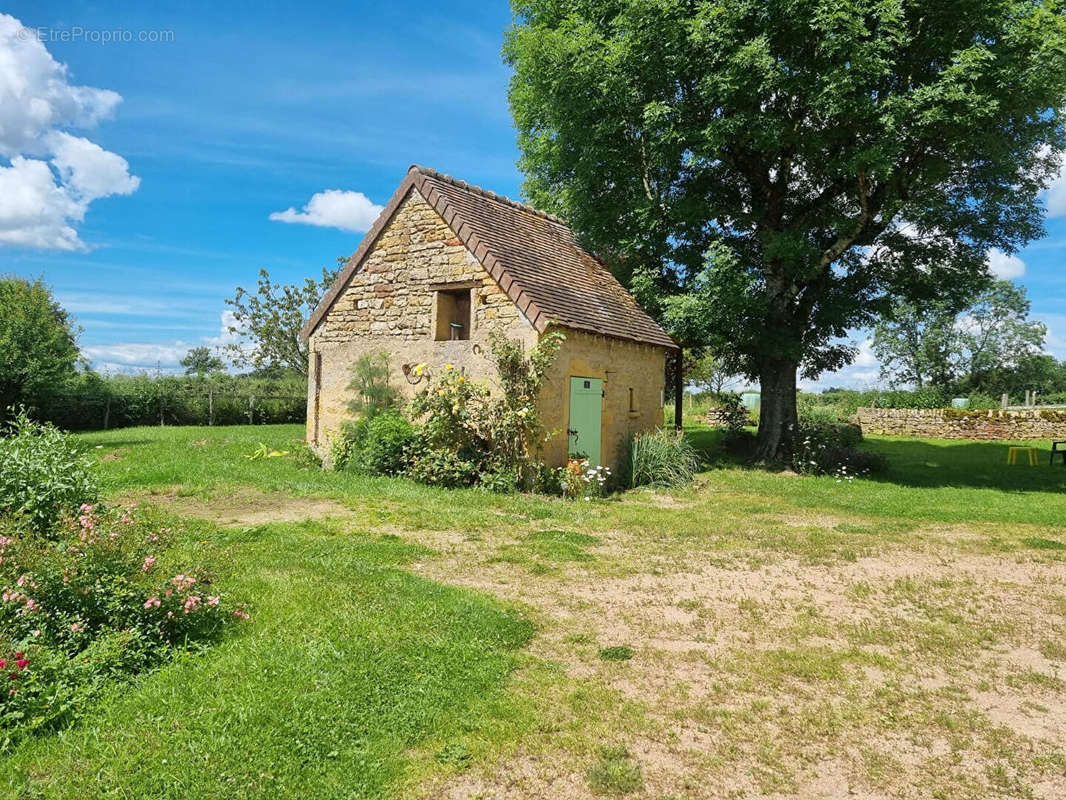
2;2;1065;387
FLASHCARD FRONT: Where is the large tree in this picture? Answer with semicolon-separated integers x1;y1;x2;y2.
225;261;341;377
0;276;80;414
505;0;1066;459
872;280;1046;392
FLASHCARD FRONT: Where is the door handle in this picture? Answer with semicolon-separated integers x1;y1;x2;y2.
566;428;579;439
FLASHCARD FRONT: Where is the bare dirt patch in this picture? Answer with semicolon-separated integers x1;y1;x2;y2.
132;487;351;527
405;508;1066;800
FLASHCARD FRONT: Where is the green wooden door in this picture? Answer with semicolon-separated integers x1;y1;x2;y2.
568;377;603;465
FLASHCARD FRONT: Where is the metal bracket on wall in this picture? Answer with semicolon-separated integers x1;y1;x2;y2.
401;363;429;385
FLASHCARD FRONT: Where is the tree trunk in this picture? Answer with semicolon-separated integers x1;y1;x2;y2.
754;358;798;463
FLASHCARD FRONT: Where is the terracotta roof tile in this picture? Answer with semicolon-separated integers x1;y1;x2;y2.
302;165;677;350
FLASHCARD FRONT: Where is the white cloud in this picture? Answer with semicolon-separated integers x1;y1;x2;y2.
0;15;121;156
47;132;139;200
1035;313;1066;360
0;14;138;250
853;338;878;367
270;189;383;232
0;156;82;249
986;248;1025;280
81;311;243;374
82;342;190;369
1044;149;1066;217
57;292;191;317
204;309;243;349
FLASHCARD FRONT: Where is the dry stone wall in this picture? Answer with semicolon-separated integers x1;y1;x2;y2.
856;407;1066;440
703;409;735;427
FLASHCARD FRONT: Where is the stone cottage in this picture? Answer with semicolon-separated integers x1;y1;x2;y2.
301;165;678;469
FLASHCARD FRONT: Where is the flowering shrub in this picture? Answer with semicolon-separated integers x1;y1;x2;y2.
0;504;246;748
405;332;565;491
408;362;491;457
556;459;612;500
0;409;98;536
791;420;885;480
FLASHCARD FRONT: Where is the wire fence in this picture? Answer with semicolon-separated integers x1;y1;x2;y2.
38;390;307;431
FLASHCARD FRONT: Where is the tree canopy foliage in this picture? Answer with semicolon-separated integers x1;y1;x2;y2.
505;0;1066;458
872;280;1046;393
225;261;341;377
180;347;225;377
0;276;80;414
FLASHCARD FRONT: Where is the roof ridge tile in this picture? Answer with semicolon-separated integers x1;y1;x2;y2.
408;164;567;225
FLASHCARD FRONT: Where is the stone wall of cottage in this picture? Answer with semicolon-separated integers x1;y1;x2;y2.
856;407;1066;440
306;186;670;468
537;331;667;468
307;188;537;446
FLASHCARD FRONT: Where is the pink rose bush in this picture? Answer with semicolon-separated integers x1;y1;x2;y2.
0;503;248;747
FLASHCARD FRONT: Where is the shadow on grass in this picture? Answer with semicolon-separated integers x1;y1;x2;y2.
683;424;1066;494
865;437;1066;492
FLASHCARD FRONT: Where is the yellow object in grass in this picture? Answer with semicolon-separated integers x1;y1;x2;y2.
1006;446;1039;466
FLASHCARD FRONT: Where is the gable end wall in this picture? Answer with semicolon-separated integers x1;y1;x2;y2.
308;188;536;444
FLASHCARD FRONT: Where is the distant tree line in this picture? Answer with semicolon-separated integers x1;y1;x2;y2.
872;280;1062;402
0;271;336;431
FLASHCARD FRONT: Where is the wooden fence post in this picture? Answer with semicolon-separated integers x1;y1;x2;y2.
674;348;683;432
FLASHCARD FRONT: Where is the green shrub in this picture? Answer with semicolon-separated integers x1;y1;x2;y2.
360;411;417;476
0;505;246;748
405;447;481;488
793;419;885;479
478;468;520;493
329;417;369;470
966;393;1001;410
620;430;700;489
0;409;98;535
533;463;566;496
713;392;752;430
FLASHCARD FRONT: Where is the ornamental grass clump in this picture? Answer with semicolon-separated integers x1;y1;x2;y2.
620;430;701;489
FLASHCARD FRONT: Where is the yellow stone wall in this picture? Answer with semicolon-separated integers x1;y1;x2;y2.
307;187;669;468
536;330;667;468
307;188;536;446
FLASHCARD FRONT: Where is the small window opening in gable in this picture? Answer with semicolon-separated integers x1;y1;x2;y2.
434;288;471;341
628;387;636;412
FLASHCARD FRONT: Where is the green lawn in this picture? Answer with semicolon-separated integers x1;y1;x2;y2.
3;423;1065;799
